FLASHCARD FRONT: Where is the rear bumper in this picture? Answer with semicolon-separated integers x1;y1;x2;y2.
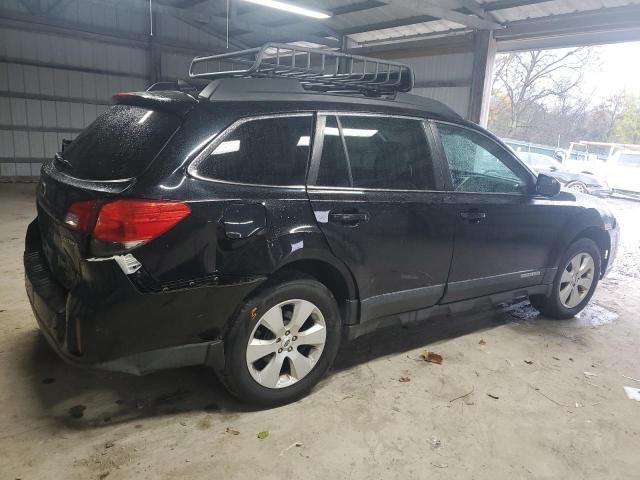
27;273;224;374
24;219;261;374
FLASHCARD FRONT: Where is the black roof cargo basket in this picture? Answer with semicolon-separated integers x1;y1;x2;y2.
189;43;414;96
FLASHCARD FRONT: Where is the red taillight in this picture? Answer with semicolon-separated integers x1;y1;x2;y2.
64;199;190;249
93;199;191;246
64;200;98;231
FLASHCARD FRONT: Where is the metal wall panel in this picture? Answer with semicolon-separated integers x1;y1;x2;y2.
0;0;227;179
395;53;473;118
401;52;474;82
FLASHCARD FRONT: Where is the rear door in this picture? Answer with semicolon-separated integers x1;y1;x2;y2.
306;113;455;321
432;121;570;303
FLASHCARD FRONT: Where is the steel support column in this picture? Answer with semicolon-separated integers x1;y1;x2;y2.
468;29;496;127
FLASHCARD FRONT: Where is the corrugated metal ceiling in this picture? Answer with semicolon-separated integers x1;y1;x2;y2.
124;0;640;47
344;0;640;43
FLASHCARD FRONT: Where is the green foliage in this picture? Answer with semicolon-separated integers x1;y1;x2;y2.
489;47;639;149
613;94;640;144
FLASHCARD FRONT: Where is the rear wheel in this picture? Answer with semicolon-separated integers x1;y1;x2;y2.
530;238;601;319
221;277;341;406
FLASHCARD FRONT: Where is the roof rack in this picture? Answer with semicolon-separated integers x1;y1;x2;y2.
189;43;414;96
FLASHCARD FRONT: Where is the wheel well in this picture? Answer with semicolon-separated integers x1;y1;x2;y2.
573;226;611;274
273;259;358;324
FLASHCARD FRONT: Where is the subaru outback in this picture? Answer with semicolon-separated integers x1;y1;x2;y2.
24;44;619;405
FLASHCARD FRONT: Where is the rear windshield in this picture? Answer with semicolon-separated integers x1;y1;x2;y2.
59;105;181;180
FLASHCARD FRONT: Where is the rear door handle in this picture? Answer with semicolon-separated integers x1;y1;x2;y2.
460;210;487;223
329;211;370;226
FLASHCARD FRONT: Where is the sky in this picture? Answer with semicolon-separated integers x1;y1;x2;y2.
582;41;640;100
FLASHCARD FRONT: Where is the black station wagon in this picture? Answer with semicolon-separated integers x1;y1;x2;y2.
25;44;619;405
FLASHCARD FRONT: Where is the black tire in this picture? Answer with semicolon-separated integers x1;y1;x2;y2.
220;276;341;406
530;238;601;319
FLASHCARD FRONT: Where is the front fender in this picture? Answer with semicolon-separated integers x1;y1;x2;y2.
547;205;608;269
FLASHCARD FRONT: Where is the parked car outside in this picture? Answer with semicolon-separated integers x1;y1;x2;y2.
24;45;619;405
516;151;612;197
605;150;640;195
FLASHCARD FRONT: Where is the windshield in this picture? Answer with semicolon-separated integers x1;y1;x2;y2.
58;105;181;180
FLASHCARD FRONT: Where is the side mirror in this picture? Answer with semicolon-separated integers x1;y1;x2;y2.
536;173;561;197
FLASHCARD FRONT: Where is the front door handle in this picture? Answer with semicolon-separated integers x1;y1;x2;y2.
329;210;370;226
460;210;487;223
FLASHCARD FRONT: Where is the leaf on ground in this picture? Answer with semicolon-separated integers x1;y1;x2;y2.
226;427;240;435
399;376;411;383
478;339;486;346
420;351;443;365
257;430;269;440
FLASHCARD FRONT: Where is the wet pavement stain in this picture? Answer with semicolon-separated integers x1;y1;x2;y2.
499;301;618;327
573;303;619;327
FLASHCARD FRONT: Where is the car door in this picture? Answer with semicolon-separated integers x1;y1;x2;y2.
306;113;455;322
432;121;571;303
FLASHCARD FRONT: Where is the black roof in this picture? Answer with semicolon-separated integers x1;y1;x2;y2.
197;77;461;121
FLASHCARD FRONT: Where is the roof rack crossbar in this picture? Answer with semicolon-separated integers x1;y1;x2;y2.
189;43;414;95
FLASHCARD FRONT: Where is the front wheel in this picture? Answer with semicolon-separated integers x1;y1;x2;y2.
530;238;601;319
220;277;341;406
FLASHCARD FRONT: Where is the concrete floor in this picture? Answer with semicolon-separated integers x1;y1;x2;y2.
1;184;639;480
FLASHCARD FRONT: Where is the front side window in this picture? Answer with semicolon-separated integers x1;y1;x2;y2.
315;115;435;190
193;115;312;185
437;124;530;194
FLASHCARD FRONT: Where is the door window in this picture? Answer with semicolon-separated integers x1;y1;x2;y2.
437;124;530;194
315;115;435;190
192;115;312;185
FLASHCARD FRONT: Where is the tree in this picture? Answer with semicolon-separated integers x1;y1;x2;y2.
490;48;598;139
583;93;625;142
613;94;640;144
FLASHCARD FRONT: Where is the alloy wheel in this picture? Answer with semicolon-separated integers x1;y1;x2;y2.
559;252;595;308
246;299;327;389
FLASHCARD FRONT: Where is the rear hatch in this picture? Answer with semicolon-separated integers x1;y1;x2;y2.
36;92;194;289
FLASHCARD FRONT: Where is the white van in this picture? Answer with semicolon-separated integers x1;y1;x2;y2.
606;150;640;194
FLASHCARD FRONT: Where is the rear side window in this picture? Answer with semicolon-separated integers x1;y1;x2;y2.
315;115;435;190
193;115;312;186
60;105;180;180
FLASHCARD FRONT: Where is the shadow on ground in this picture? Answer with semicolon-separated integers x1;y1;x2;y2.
18;299;614;430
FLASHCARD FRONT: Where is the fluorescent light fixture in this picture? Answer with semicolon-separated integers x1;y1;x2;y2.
325;127;378;138
297;136;310;146
137;110;153;124
241;0;331;19
212;140;241;155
